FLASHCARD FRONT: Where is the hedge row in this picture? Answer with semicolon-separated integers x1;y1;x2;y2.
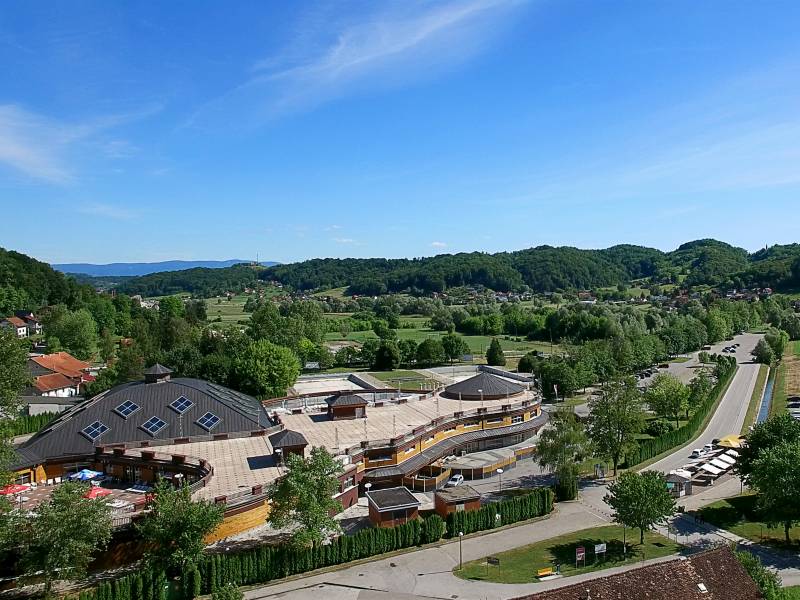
625;357;737;467
75;568;168;600
445;486;554;537
9;411;57;436
72;488;553;600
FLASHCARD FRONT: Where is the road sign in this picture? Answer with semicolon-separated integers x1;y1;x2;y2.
594;543;606;555
576;546;586;561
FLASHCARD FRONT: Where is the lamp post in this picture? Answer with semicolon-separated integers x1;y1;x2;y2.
458;531;464;570
364;482;372;499
496;468;504;492
479;388;484;408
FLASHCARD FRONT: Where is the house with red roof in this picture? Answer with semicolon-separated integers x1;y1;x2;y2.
26;351;93;397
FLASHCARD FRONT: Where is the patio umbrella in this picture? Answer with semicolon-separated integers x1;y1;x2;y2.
69;469;102;481
0;484;30;495
83;487;112;499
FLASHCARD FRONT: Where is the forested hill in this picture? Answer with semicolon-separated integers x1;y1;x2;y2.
0;247;91;313
260;239;800;295
53;259;279;277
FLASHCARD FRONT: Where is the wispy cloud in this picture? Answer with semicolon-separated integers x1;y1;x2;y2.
0;104;159;184
431;241;447;248
332;237;357;244
190;0;525;127
78;202;138;220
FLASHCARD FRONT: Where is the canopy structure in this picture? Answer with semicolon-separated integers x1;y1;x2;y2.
0;484;30;495
709;458;730;470
717;454;736;466
69;469;103;481
83;487;112;499
699;463;723;476
717;435;744;449
725;449;740;458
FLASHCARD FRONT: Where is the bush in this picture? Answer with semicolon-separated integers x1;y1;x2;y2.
212;584;243;600
421;514;446;544
645;420;674;437
554;478;578;501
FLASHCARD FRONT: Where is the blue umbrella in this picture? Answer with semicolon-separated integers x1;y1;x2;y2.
69;469;102;481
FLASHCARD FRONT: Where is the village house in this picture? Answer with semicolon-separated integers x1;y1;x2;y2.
26;351;93;397
1;316;28;338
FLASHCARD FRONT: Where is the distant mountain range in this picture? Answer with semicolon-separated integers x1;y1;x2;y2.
53;259;279;277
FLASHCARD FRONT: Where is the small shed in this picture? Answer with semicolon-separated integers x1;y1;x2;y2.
366;486;421;528
326;394;368;420
269;429;308;464
666;470;693;497
434;484;481;517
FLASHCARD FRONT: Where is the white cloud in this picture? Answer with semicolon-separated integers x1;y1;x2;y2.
333;237;357;244
0;104;160;184
78;202;138;220
190;0;525;127
431;241;447;248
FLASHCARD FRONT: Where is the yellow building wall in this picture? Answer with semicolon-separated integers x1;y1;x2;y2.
205;500;270;544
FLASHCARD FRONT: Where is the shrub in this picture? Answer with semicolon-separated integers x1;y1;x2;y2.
645;420;674;437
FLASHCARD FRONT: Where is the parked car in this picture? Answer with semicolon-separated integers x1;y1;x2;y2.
703;443;714;453
446;474;464;487
690;449;703;459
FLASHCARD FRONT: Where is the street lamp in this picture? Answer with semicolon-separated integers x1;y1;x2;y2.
458;531;464;570
478;388;484;408
364;482;372;499
496;468;504;492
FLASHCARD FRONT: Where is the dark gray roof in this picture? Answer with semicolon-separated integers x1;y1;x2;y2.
13;377;269;469
443;372;524;399
435;485;481;502
269;429;308;449
144;363;173;375
366;486;420;511
326;393;368;408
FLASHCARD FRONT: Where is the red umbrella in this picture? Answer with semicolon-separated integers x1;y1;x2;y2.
83;487;112;499
0;484;30;495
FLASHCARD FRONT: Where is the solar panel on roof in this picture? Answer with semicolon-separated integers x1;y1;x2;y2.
196;412;221;431
170;396;193;414
141;416;168;436
81;420;109;441
114;400;140;419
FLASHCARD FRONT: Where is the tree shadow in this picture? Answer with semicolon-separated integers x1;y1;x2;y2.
547;537;640;568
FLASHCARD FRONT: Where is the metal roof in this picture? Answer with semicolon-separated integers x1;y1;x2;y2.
144;364;173;375
13;377;269;469
435;484;481;502
269;429;308;449
366;486;420;511
443;372;524;399
326;393;368;407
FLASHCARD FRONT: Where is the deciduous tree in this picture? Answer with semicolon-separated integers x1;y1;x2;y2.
604;470;676;545
587;378;645;475
535;409;591;500
646;373;689;427
233;339;300;398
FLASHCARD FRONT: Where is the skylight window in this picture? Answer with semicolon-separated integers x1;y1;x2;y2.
196;412;221;431
141;416;168;436
170;396;193;414
81;421;109;441
114;400;140;419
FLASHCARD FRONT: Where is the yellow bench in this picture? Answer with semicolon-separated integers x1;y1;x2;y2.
537;567;554;578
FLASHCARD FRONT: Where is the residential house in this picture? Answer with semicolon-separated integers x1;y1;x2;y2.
27;351;93;397
1;316;28;338
15;311;42;335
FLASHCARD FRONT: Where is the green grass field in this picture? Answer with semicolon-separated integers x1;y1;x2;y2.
784;586;800;599
741;363;768;435
454;525;680;584
770;340;799;417
205;294;250;325
367;370;439;389
698;494;800;548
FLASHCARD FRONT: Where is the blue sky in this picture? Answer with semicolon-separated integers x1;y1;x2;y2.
2;1;800;264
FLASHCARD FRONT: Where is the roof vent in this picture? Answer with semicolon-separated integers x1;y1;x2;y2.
144;363;173;383
697;583;708;594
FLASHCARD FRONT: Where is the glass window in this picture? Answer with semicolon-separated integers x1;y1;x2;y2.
196;412;221;431
170;396;193;414
114;400;140;419
81;421;109;441
141;416;168;436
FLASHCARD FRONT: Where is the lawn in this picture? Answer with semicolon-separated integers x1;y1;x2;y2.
741;363;768;435
454;525;681;584
206;294;250;325
771;340;799;417
784;586;800;599
698;494;800;548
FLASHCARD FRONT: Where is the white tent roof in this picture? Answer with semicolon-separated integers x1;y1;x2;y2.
725;449;740;458
699;463;723;476
717;453;736;465
670;469;694;480
709;458;730;470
